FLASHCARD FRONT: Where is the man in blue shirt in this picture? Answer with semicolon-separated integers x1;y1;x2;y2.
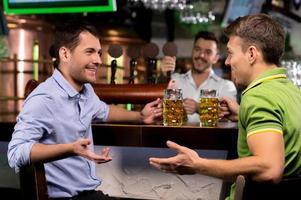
7;20;162;200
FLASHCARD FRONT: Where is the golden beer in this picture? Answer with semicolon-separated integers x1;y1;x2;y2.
199;97;219;127
163;99;184;126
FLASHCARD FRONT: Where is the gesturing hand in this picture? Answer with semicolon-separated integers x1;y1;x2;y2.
149;141;200;175
73;138;112;164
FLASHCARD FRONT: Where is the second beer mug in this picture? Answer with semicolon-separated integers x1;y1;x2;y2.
163;89;184;126
199;89;219;127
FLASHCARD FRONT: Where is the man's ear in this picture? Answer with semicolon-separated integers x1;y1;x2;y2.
58;47;70;62
247;45;258;65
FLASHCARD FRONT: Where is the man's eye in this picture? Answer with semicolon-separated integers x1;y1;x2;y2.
205;50;212;55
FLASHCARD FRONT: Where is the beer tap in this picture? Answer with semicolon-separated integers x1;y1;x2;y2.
162;42;178;82
142;43;159;84
126;45;140;84
108;44;123;84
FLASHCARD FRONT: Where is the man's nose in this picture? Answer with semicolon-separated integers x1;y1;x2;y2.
225;57;230;66
93;54;102;65
199;51;206;57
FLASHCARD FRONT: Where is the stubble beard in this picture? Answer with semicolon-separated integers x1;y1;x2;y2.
75;70;96;86
192;57;212;74
83;64;98;83
192;64;211;74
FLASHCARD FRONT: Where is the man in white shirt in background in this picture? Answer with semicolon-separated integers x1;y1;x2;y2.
158;31;237;122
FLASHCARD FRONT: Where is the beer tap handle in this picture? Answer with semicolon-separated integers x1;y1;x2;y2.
142;43;159;84
110;60;117;84
127;45;140;84
166;71;171;82
129;58;137;84
147;58;157;84
108;44;123;84
163;42;178;83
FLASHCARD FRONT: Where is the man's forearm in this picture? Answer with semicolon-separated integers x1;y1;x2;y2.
106;105;142;123
196;155;279;182
30;143;74;163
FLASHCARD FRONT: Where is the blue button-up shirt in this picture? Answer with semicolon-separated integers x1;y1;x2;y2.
7;69;109;198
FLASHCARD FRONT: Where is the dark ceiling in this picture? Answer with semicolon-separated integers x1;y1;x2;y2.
31;1;156;42
1;0;228;42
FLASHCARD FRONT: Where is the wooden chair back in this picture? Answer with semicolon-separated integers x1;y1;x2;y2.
19;163;48;200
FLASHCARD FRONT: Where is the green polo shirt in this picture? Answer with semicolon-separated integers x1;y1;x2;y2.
227;68;301;200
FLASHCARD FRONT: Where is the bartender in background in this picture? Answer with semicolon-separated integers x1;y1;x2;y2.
157;31;237;122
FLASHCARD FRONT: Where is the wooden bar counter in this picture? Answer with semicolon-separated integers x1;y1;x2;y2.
1;117;238;158
92;121;238;158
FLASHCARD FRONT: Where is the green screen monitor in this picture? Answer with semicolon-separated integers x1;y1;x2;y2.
3;0;117;15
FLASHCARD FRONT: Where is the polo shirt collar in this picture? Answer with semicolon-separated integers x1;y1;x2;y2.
242;67;287;95
52;69;89;99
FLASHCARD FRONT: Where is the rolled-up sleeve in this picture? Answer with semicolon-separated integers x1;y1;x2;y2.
7;94;54;172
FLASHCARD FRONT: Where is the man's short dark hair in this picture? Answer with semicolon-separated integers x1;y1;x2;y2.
50;20;100;68
224;14;285;65
194;31;219;44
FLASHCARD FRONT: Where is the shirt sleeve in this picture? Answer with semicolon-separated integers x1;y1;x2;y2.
240;91;283;138
7;94;55;172
91;91;109;122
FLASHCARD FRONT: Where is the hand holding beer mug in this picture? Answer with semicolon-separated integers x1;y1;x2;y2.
163;89;184;126
199;89;219;127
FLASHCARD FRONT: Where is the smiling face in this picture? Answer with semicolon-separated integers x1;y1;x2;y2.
191;38;219;74
59;31;102;91
225;36;252;87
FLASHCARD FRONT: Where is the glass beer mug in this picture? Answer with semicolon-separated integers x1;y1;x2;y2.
163;89;184;126
199;89;219;127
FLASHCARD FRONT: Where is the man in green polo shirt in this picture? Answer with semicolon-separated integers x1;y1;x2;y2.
149;13;301;199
